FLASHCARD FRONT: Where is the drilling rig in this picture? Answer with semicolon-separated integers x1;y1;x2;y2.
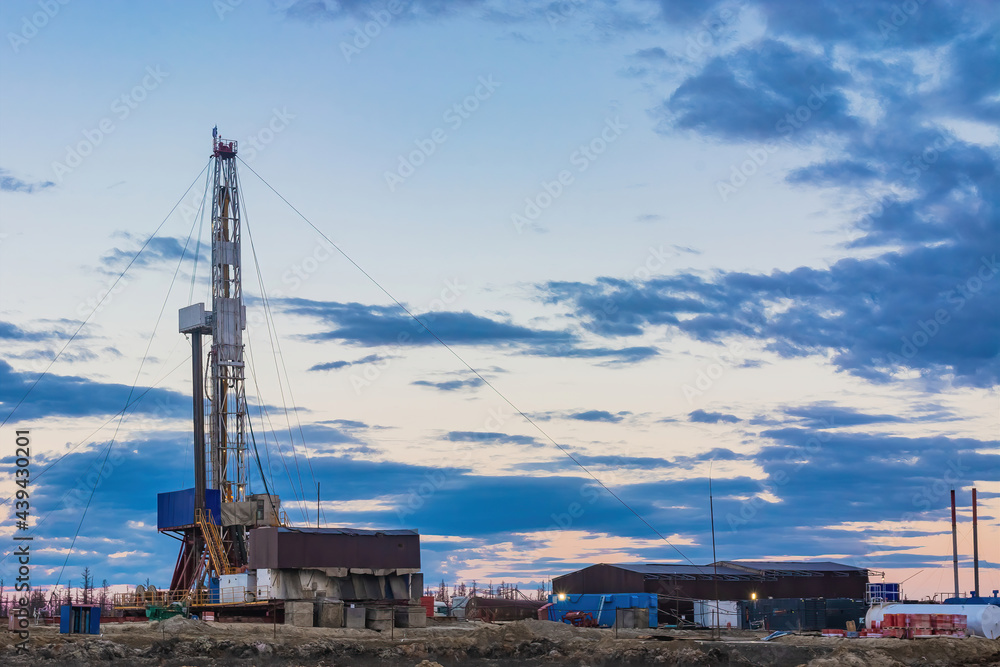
166;130;281;595
135;129;422;621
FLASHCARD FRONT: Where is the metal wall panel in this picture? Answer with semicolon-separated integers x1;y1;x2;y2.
248;527;421;570
157;488;222;530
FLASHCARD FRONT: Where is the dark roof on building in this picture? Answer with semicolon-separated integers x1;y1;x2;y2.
274;527;419;536
583;560;870;580
611;563;753;577
721;561;869;574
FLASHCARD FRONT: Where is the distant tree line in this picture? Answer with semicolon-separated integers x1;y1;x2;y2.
0;568;115;618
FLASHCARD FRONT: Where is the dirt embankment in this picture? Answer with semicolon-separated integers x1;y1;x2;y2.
2;618;999;666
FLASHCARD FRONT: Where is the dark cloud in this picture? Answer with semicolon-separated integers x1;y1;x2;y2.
445;431;540;446
660;39;857;142
281;298;658;365
0;168;54;193
0;321;60;341
282;298;572;347
568;410;629;423
752;0;977;49
309;354;387;372
782;403;905;428
0;359;188;422
412;377;485;391
688;409;740;424
541;244;1000;387
100;233;207;273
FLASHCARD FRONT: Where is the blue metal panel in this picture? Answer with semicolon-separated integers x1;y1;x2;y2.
157;488;222;530
89;607;101;634
59;605;71;634
547;593;658;628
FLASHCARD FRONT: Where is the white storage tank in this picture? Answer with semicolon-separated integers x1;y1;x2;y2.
866;603;1000;639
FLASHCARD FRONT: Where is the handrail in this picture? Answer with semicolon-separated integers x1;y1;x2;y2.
112;585;270;609
196;507;236;575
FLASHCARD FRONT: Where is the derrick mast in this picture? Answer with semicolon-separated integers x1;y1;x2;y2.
166;130;276;594
208;134;248;506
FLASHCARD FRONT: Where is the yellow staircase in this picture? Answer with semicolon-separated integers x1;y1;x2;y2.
195;508;237;575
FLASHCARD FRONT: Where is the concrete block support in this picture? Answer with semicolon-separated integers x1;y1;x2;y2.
315;601;344;628
366;607;392;632
395;605;427;628
345;606;366;629
285;601;314;627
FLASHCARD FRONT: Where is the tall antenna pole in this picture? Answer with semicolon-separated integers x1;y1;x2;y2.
950;489;959;599
972;487;980;597
709;461;720;639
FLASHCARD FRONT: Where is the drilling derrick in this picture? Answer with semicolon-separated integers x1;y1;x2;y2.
146;128;422;615
167;130;279;595
207;135;249;559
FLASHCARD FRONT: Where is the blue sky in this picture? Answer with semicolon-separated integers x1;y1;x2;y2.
1;0;997;600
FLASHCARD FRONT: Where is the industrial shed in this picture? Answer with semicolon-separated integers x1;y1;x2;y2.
552;561;872;624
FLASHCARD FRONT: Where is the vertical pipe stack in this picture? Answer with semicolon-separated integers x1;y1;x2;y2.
951;489;959;600
972;487;980;597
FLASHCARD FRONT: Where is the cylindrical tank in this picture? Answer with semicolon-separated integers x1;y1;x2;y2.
866;603;1000;639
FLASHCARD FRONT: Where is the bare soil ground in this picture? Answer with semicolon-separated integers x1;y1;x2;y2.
3;618;998;666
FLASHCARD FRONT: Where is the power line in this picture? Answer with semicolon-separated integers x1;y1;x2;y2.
1;161;211;428
53;167;211;585
237;157;697;567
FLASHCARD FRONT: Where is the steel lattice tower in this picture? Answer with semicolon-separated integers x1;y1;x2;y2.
208;134;248;506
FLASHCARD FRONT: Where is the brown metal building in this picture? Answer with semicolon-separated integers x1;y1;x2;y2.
552;561;871;624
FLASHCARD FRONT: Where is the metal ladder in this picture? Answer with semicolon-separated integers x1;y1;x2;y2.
196;508;236;575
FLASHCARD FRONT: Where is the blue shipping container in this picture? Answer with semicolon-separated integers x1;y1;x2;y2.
59;605;101;634
157;488;222;530
546;593;658;628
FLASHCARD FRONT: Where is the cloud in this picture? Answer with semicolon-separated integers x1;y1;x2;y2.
659;39;857;142
568;410;629;423
100;232;207;273
0;359;188;422
0;168;54;193
0;321;62;342
281;298;658;365
282;298;572;346
445;431;540;446
412;377;485;391
309;353;388;371
688;409;740;424
782;403;907;428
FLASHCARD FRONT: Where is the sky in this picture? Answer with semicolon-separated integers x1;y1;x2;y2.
0;0;997;602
